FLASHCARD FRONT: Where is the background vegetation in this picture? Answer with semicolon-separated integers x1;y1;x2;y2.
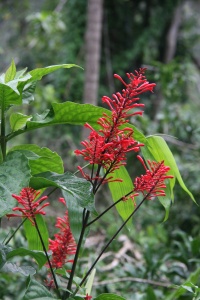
0;0;200;299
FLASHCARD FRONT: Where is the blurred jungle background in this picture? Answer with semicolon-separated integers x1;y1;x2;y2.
0;0;200;299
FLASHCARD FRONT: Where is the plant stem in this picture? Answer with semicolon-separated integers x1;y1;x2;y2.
72;194;148;296
33;217;61;299
86;190;134;227
1;106;7;161
4;218;27;245
64;209;90;299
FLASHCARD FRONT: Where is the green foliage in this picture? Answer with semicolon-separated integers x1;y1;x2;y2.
9;145;64;175
23;215;49;251
0;151;31;216
23;277;60;300
108;167;134;228
0;58;197;300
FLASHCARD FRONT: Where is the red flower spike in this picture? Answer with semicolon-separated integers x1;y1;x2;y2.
6;187;49;225
48;210;77;269
134;156;174;200
75;69;156;184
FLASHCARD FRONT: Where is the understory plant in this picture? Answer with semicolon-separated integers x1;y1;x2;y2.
0;60;196;300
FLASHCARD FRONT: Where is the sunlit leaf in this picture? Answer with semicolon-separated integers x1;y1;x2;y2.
23;215;49;251
9;145;64;175
28;64;82;82
108;166;134;229
10;112;32;131
5;59;16;83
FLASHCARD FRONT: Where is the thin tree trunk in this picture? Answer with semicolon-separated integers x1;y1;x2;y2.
82;0;103;138
83;0;103;105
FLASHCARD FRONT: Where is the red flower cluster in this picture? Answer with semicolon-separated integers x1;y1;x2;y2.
48;207;77;269
75;69;156;185
134;156;174;200
7;188;49;225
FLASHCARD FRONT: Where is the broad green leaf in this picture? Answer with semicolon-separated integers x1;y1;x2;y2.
108;166;134;229
7;248;47;269
30;171;95;213
2;262;35;276
25;102;108;130
0;81;21;109
28;64;82;82
23;215;49;251
8;102;146;144
145;136;195;202
94;293;126;300
5;59;16;83
23;278;60;300
9;145;64;175
10;112;32;131
0;151;31;217
62;190;86;244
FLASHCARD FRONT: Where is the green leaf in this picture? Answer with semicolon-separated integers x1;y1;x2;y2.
94;293;126;300
22;81;37;104
62;190;86;244
85;268;96;296
10;112;32;131
23;215;49;251
23;278;60;300
28;64;82;82
9;145;64;175
108;166;134;229
30;171;95;213
141;144;172;221
0;243;12;269
145;136;195;202
0;81;21;109
0;151;31;217
2;262;35;276
5;59;16;83
7;248;47;269
165;267;200;300
25;102;109;131
8;102;146;144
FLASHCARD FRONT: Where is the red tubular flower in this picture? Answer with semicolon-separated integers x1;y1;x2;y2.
48;210;77;269
75;69;156;185
6;187;49;225
134;156;174;200
84;294;92;300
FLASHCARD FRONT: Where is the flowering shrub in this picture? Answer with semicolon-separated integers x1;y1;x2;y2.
0;60;195;299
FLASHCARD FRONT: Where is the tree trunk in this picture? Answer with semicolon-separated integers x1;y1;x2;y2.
83;0;103;106
82;0;103;139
